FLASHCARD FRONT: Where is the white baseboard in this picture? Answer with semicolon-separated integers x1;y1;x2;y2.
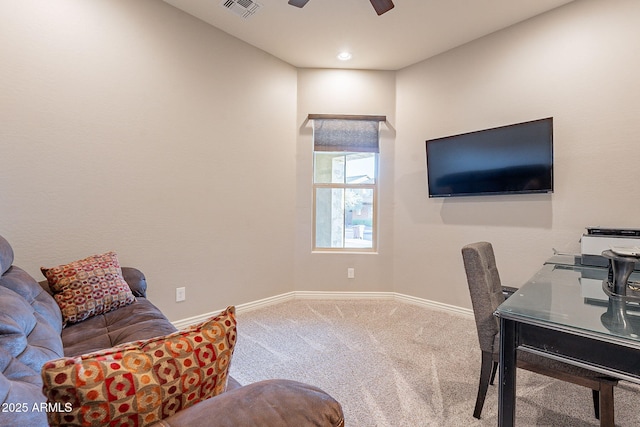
394;293;473;318
171;291;472;329
294;290;395;300
171;292;297;330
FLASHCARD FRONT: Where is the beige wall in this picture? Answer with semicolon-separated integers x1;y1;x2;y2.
294;69;396;292
394;0;640;307
2;0;639;321
0;0;298;321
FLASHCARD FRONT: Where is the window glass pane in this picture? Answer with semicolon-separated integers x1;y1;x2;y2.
345;153;376;185
345;188;373;249
314;153;345;184
313;150;377;251
315;187;374;250
315;188;344;248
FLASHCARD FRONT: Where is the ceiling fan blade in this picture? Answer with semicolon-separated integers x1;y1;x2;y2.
369;0;394;15
288;0;310;8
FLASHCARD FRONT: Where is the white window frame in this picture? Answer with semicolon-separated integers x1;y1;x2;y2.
310;114;385;253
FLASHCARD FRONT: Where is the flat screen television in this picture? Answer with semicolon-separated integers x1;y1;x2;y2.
425;117;553;197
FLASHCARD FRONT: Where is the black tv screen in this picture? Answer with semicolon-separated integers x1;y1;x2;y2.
425;118;553;197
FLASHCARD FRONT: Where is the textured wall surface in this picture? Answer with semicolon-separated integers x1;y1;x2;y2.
394;0;640;307
1;0;639;322
294;69;396;293
0;0;297;321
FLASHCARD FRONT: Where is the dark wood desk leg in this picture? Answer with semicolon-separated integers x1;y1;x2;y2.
499;317;517;427
599;383;614;427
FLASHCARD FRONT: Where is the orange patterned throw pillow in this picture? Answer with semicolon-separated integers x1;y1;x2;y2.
41;251;135;324
41;306;237;427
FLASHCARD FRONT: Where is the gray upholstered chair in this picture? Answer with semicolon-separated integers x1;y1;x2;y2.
461;242;617;424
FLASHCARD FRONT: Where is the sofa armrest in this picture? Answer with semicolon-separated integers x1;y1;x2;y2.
121;267;147;298
156;379;344;427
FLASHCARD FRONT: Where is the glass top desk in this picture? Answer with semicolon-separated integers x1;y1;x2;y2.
495;255;640;427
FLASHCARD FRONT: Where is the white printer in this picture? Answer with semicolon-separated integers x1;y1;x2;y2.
581;227;640;269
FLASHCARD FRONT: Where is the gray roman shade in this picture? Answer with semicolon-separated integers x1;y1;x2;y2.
310;114;385;153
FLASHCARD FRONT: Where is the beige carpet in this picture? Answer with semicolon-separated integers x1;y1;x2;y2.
228;299;640;426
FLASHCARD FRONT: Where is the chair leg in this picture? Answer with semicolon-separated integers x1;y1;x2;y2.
473;351;494;419
489;361;499;385
598;383;615;427
592;389;599;419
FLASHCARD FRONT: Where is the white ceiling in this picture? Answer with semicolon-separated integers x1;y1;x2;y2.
163;0;574;70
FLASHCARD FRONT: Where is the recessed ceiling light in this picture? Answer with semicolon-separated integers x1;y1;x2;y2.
337;52;352;61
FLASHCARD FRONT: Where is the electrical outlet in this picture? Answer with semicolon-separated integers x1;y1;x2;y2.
176;287;186;302
347;268;355;279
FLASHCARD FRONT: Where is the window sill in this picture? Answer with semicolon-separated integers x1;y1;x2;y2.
312;250;378;255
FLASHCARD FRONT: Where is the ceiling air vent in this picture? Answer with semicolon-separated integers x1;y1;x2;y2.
221;0;262;19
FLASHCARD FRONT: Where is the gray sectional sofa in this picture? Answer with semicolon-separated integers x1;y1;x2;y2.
0;234;344;426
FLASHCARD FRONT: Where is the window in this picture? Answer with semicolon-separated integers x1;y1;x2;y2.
311;115;384;251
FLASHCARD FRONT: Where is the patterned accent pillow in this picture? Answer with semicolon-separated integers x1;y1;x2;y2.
41;251;135;324
41;306;237;427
